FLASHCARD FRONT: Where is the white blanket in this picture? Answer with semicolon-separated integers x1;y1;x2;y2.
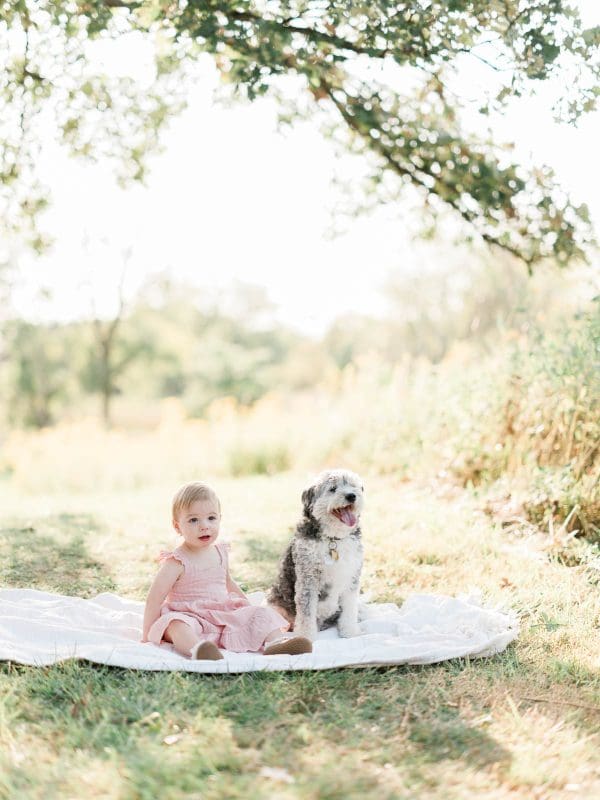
0;588;518;673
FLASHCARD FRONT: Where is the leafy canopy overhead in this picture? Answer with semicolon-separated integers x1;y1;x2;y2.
1;0;598;266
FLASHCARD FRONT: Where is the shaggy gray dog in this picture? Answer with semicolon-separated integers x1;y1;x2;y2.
268;469;364;641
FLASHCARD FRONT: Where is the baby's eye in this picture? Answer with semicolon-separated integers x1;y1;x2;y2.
190;517;198;523
209;515;217;521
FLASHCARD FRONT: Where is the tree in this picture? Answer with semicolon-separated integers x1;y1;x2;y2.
5;320;75;427
1;1;598;266
80;248;147;426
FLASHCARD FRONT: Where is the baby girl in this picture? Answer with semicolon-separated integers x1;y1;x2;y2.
142;481;312;660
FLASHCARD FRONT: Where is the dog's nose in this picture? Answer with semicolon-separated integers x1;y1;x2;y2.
345;492;356;503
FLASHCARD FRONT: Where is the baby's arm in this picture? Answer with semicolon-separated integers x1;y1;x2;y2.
226;571;250;604
142;559;184;642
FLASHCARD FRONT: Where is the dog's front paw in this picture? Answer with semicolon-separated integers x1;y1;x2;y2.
338;623;362;638
293;622;318;642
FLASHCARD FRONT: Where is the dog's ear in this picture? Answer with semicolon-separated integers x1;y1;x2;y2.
301;485;316;517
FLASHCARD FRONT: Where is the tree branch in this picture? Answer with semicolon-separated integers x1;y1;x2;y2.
103;0;141;8
227;10;394;59
100;1;396;59
323;82;533;269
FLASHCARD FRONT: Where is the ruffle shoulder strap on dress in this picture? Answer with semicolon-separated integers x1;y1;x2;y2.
156;549;186;567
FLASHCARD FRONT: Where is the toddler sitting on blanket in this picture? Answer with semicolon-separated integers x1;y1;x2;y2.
142;481;312;660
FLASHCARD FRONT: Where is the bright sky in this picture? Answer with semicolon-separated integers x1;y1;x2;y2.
11;1;600;335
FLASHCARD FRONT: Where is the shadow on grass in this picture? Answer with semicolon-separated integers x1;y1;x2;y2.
0;661;514;799
7;652;599;796
0;513;116;597
408;715;508;768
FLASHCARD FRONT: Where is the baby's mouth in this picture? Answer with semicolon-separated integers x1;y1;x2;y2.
332;505;357;527
198;535;211;541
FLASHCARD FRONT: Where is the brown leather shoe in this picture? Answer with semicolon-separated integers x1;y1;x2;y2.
191;642;224;660
263;636;313;656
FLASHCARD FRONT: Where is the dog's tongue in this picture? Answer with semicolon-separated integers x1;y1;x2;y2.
339;507;357;527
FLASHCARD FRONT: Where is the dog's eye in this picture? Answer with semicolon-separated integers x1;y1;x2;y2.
329;486;336;493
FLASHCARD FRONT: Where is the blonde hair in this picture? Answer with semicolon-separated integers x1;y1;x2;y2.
172;481;221;520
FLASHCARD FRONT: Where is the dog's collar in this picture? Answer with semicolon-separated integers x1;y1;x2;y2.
326;537;340;561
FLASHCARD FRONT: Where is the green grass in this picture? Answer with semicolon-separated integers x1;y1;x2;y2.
1;472;599;799
0;514;116;597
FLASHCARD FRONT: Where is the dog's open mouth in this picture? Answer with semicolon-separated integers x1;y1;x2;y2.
332;505;357;527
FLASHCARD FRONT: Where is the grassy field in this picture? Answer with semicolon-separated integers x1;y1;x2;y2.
1;470;599;800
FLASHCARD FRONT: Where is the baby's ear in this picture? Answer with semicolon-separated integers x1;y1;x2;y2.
172;518;181;534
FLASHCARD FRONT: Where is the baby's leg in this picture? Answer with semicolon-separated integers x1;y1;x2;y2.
267;602;294;626
165;620;222;660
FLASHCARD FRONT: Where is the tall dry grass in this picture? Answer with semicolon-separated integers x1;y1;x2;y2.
448;308;600;540
0;347;498;492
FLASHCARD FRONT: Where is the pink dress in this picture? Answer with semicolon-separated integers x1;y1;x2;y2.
147;542;289;652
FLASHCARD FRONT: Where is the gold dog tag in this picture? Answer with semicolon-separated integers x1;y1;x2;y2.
330;547;339;561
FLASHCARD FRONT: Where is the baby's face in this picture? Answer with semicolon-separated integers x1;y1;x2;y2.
174;499;220;551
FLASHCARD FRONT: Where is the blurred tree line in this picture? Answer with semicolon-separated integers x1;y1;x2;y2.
1;253;556;430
